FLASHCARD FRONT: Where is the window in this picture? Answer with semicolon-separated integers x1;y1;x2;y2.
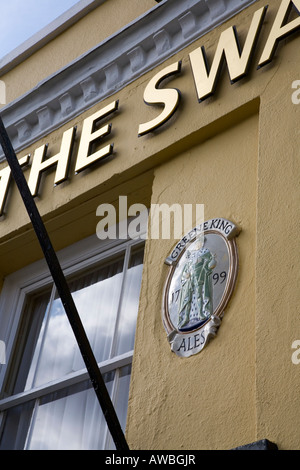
0;234;144;449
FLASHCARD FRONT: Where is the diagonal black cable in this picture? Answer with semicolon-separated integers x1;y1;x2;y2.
0;116;129;451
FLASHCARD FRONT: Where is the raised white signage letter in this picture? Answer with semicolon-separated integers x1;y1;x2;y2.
259;0;300;67
75;101;118;173
138;61;182;136
0;155;30;215
189;6;267;101
28;127;76;197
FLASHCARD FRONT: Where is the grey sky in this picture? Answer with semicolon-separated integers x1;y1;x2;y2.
0;0;81;59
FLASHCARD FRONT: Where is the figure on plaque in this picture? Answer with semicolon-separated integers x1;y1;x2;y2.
177;239;217;331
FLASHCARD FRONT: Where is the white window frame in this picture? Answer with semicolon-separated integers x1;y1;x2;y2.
0;230;145;447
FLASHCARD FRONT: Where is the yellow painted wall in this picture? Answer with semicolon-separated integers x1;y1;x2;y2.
127;112;258;450
255;42;300;448
1;0;300;450
126;0;300;450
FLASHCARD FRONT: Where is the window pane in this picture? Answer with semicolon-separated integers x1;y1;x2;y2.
105;364;132;450
0;365;132;450
0;400;35;450
114;247;144;356
27;255;124;388
5;291;51;395
114;364;132;430
26;372;115;450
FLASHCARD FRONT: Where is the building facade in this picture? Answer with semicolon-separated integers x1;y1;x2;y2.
0;0;299;450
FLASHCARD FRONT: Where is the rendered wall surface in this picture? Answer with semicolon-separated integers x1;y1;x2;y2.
127;113;258;450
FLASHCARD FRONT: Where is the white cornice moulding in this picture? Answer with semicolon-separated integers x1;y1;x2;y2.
0;0;257;161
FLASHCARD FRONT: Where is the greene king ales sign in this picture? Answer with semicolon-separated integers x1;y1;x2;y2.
162;219;240;357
